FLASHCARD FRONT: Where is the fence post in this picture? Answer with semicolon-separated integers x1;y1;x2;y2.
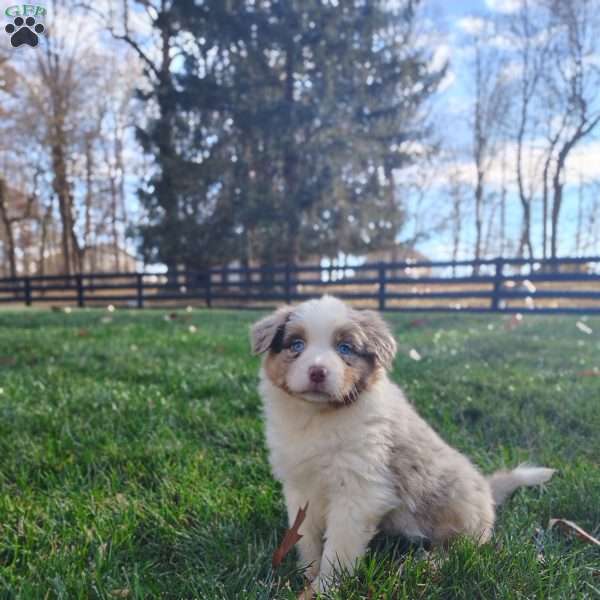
136;274;144;309
24;277;32;307
76;274;85;308
284;264;292;304
205;270;212;308
491;258;504;311
378;263;386;311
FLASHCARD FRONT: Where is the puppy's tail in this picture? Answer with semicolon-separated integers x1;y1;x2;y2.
488;464;555;506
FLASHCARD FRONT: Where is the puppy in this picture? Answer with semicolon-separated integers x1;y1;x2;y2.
251;296;554;593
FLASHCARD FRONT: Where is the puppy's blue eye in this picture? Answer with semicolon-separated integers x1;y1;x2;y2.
337;343;353;356
290;339;305;353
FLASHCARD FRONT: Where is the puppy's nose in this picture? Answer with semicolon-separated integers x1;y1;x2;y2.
309;365;327;384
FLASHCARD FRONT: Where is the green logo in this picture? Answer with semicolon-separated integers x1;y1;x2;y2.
5;4;46;17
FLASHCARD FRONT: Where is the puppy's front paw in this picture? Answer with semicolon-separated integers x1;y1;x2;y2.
297;584;315;599
312;573;335;595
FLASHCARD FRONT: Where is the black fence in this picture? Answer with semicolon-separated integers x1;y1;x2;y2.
1;256;600;313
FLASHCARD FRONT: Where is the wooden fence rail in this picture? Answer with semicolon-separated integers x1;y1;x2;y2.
1;256;600;313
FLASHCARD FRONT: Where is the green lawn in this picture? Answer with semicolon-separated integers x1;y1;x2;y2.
0;308;599;599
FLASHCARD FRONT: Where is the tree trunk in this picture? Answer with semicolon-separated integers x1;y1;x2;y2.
515;99;533;260
0;179;17;278
51;132;79;275
157;15;179;283
283;41;300;265
38;200;53;278
575;178;584;256
473;169;484;275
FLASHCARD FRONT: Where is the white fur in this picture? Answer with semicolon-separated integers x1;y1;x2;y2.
261;375;401;590
284;297;352;403
255;297;555;592
487;465;556;506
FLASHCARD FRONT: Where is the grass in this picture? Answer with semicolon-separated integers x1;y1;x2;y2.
0;307;599;600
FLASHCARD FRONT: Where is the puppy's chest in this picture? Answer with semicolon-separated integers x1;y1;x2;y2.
266;411;383;491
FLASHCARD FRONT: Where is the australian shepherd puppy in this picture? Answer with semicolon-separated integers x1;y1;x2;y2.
251;296;554;593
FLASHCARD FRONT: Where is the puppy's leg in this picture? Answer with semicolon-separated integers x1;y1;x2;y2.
314;498;381;593
283;485;323;581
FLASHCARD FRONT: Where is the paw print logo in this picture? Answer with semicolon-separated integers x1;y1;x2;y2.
5;16;45;47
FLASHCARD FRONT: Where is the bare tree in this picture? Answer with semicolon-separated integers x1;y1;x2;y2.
466;22;511;271
508;0;550;259
544;0;600;260
0;5;139;277
0;179;17;278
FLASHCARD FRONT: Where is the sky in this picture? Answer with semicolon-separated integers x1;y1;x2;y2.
409;0;600;260
2;0;598;265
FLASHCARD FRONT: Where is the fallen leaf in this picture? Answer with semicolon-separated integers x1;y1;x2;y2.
577;369;600;377
588;567;600;579
77;329;90;337
272;502;309;569
409;348;422;361
409;318;428;328
0;356;17;366
532;527;546;564
549;518;600;547
576;321;593;335
505;313;523;331
110;589;130;598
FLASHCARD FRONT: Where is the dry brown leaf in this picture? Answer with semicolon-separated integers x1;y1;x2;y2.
77;329;90;337
505;313;523;331
272;502;309;568
110;589;131;598
409;318;428;328
549;518;600;547
577;369;600;377
0;356;16;366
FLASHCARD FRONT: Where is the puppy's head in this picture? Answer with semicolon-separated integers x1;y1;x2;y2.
250;296;396;406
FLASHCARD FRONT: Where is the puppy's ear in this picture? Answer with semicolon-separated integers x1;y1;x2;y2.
250;306;292;355
355;310;397;370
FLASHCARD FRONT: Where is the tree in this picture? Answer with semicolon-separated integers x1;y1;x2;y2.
138;0;445;271
543;0;600;261
508;0;549;259
464;20;510;270
0;4;139;277
504;0;600;261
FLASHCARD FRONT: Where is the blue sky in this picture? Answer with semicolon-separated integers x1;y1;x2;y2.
406;0;600;260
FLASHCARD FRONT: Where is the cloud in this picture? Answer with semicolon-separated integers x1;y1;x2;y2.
485;0;521;13
456;16;487;35
431;138;600;191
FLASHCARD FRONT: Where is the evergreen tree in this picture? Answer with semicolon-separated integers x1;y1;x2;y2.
139;0;444;270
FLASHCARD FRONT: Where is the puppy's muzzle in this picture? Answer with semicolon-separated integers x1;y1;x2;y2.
309;365;327;384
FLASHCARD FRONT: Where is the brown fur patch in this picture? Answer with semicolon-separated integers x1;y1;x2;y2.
250;307;292;355
263;323;307;392
334;330;381;406
264;351;294;391
349;310;397;370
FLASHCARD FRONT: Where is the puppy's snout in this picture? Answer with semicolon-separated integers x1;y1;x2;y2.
309;365;327;384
